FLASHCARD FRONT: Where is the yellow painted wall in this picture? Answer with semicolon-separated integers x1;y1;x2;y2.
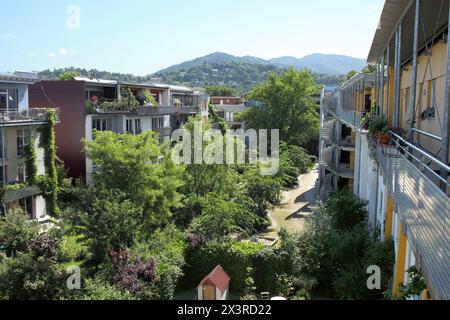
393;223;408;296
399;42;447;156
384;196;394;240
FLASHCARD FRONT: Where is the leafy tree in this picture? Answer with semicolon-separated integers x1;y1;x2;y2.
0;209;39;257
326;191;368;231
188;193;260;239
84;131;183;228
205;85;238;97
242;68;320;152
0;232;65;300
75;189;143;268
58;71;80;81
79;277;136;300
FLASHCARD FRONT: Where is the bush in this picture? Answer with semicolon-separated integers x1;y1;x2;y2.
183;240;264;293
0;209;39;257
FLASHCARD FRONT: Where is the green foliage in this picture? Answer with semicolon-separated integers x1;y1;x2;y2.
75;189;144;269
58;71;80;81
242;69;320;152
397;267;427;299
208;103;229;134
340;70;358;83
130;225;186;300
142;90;158;106
79;277;136;300
326;191;368;231
188;193;259;239
84;130;183;228
362;64;376;74
38;109;59;217
205;85;238;97
24;137;38;186
0;209;39;257
288;191;395;299
184;240;264;292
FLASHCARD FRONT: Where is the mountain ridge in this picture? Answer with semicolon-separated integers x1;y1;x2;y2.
155;52;365;76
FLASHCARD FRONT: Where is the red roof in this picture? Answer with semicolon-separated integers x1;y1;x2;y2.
197;265;230;292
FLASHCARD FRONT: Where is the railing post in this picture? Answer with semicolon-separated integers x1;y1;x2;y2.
409;0;420;140
386;45;391;119
394;24;402;128
440;5;450;191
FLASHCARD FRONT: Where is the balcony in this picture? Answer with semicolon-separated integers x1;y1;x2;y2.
136;105;199;116
2;184;41;203
0;108;60;126
375;132;450;300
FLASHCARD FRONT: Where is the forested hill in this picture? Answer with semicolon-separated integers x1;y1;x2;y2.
38;52;363;92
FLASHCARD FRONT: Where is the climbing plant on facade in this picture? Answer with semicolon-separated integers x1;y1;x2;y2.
37;110;59;217
25;137;38;186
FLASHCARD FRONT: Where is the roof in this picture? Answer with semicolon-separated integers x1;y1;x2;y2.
0;71;39;84
74;76;118;86
197;265;230;292
367;0;449;64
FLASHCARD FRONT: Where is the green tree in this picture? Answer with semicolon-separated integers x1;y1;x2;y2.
58;71;80;81
74;189;143;268
242;68;320;151
84;131;183;228
205;85;238;97
0;209;39;257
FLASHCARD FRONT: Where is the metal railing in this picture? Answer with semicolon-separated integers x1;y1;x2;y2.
375;132;450;300
136;106;199;116
0;108;60;124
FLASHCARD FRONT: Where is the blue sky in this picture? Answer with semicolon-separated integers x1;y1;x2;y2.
0;0;384;76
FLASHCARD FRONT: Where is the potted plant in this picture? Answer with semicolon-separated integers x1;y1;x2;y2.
368;115;390;145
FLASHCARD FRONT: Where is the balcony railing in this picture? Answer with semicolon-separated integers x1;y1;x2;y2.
136;106;199;116
376;132;450;300
0;108;60;124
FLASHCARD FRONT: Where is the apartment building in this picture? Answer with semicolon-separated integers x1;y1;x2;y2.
29;77;209;182
319;0;450;300
0;71;58;221
211;96;246;130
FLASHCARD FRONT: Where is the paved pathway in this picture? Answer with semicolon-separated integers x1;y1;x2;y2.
262;168;318;237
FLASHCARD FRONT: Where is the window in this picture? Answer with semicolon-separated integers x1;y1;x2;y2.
17;129;30;157
92;118;111;131
152;117;163;129
0;166;5;184
0;88;18;110
126;119;133;133
135;119;141;134
0;90;7;109
18;162;26;183
19;196;33;219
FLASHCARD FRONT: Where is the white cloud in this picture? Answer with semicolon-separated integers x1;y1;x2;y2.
48;48;76;58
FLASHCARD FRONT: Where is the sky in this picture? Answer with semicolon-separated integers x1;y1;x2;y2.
0;0;384;76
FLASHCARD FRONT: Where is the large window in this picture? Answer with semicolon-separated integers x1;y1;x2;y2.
0;88;18;110
152;117;164;129
126;118;142;135
92;118;112;131
18;162;26;183
19;196;33;219
17;129;30;157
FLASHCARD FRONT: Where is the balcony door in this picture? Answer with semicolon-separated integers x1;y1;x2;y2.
0;88;18;111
